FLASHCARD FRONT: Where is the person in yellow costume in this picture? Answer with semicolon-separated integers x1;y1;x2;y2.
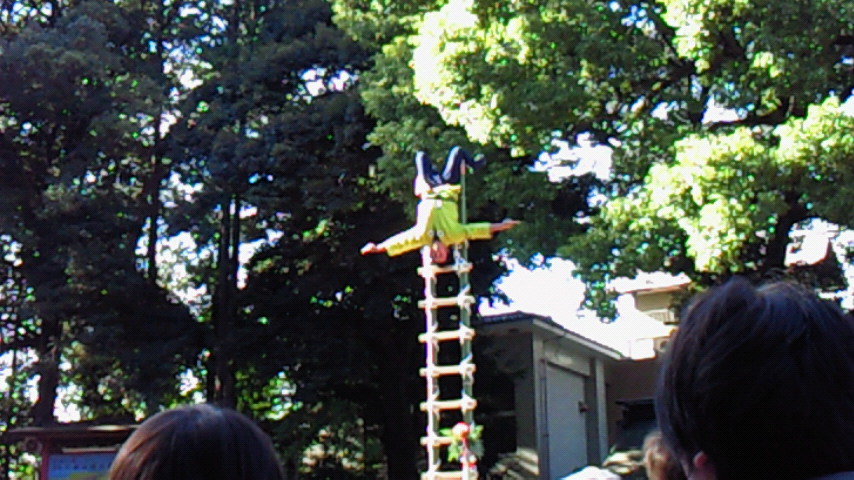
361;148;519;261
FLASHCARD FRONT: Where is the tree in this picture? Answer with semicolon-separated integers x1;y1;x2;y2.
0;244;38;478
165;0;376;407
0;0;200;425
332;0;854;313
329;2;606;476
162;0;439;476
0;0;521;477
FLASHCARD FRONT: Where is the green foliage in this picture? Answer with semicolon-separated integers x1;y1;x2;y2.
2;0;417;475
262;399;385;479
158;0;482;477
588;98;853;273
440;423;484;463
335;0;600;266
334;0;854;314
0;0;427;477
0;349;38;478
7;0;848;476
0;0;201;431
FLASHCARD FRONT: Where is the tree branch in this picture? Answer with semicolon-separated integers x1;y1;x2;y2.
643;1;685;61
707;96;792;131
761;190;809;273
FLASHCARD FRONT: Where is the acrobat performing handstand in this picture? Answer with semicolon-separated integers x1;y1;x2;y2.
361;146;519;263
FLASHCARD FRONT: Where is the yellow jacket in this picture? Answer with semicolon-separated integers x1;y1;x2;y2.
379;185;492;256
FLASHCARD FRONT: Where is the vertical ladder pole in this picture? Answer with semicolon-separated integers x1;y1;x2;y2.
458;165;476;480
422;246;442;479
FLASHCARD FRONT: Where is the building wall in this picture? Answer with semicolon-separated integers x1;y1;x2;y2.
606;358;662;448
608;359;660;402
635;290;678;323
634;291;673;312
478;329;538;456
532;326;613;479
543;362;589;478
480;318;622;479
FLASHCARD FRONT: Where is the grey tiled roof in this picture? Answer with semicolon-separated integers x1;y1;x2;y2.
477;310;623;359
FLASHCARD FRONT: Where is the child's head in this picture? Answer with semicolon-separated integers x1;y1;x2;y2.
656;277;854;480
643;431;686;480
109;404;284;480
430;240;449;263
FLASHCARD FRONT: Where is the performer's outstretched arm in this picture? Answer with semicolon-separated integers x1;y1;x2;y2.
489;219;520;234
362;219;520;256
361;199;434;256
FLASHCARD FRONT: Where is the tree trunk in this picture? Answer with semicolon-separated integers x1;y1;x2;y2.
762;192;808;273
31;316;60;426
145;15;170;286
144;116;165;285
376;335;420;480
211;195;238;408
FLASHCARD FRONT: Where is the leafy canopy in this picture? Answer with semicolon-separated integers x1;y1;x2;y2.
334;0;854;313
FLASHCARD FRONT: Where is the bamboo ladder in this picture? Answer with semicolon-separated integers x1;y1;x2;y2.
417;169;478;480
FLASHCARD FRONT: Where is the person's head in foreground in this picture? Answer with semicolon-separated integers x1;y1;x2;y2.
109;403;284;480
643;430;687;480
656;277;854;480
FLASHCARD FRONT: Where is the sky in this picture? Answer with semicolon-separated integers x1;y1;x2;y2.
478;257;677;358
479;257;583;321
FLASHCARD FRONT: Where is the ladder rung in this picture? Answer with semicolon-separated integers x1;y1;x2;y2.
419;296;474;309
420;435;455;447
421;471;469;480
420;398;478;412
420;364;476;378
418;328;475;343
418;262;473;277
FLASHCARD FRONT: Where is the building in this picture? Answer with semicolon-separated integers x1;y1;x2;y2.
477;312;621;479
477;274;689;479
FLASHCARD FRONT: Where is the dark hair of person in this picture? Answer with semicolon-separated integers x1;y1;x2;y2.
655;277;854;480
109;403;284;480
643;430;687;480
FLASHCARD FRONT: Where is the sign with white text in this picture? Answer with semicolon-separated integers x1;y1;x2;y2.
47;452;115;480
